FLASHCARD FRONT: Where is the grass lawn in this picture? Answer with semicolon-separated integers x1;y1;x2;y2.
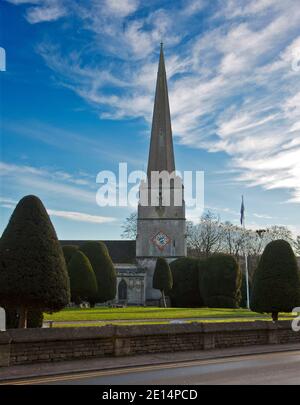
49;317;295;328
44;306;294;326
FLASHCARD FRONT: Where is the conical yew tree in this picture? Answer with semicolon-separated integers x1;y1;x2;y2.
0;195;70;328
68;251;98;304
200;253;242;308
251;239;300;321
62;245;79;265
169;257;204;307
153;257;173;308
81;241;116;304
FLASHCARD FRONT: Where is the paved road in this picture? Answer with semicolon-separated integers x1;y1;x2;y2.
7;350;300;385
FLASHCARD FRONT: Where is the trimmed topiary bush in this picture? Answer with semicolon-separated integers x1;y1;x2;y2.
62;245;79;265
200;253;242;308
0;195;70;328
81;241;116;304
251;239;300;321
153;257;173;307
169;257;204;307
68;251;98;304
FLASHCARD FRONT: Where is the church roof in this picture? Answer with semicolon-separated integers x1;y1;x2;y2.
60;240;136;264
147;44;175;178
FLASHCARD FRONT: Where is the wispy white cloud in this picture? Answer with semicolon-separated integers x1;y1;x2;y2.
206;205;240;217
0;161;93;187
5;0;39;4
103;0;139;18
3;120;144;166
183;0;207;16
27;3;66;23
253;213;274;220
0;197;18;205
47;209;116;224
6;0;67;23
0;197;115;224
6;0;300;206
0;161;97;204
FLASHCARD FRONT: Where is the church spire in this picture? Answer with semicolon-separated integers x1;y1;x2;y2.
147;44;175;179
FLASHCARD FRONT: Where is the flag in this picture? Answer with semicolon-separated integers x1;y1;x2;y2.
240;195;245;226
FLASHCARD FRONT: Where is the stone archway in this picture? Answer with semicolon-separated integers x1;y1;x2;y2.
118;279;127;301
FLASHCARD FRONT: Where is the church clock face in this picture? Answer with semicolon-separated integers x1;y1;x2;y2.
151;231;171;251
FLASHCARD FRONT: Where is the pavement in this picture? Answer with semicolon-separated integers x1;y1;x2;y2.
1;343;300;384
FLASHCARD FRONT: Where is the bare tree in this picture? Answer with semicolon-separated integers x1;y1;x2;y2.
221;222;245;259
187;211;295;261
264;225;293;244
294;236;300;256
121;209;297;260
243;229;266;257
187;211;224;257
121;212;137;239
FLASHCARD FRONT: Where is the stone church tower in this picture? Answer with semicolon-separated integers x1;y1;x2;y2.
136;44;187;303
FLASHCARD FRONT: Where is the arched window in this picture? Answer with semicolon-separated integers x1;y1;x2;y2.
118;279;127;301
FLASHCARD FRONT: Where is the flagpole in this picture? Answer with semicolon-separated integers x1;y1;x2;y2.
243;221;250;310
241;195;250;310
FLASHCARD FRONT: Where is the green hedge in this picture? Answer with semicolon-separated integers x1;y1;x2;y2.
200;253;242;308
62;245;79;265
68;251;98;304
27;310;44;328
153;257;173;293
81;241;116;304
169;257;204;307
153;257;173;307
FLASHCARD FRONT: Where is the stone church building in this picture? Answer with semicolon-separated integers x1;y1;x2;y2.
61;45;186;305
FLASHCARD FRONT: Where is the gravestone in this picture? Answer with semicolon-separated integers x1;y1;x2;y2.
0;307;5;331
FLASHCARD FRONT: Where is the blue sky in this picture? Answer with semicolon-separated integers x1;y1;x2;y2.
1;0;300;239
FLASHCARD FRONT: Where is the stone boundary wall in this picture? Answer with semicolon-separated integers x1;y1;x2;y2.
0;321;299;367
